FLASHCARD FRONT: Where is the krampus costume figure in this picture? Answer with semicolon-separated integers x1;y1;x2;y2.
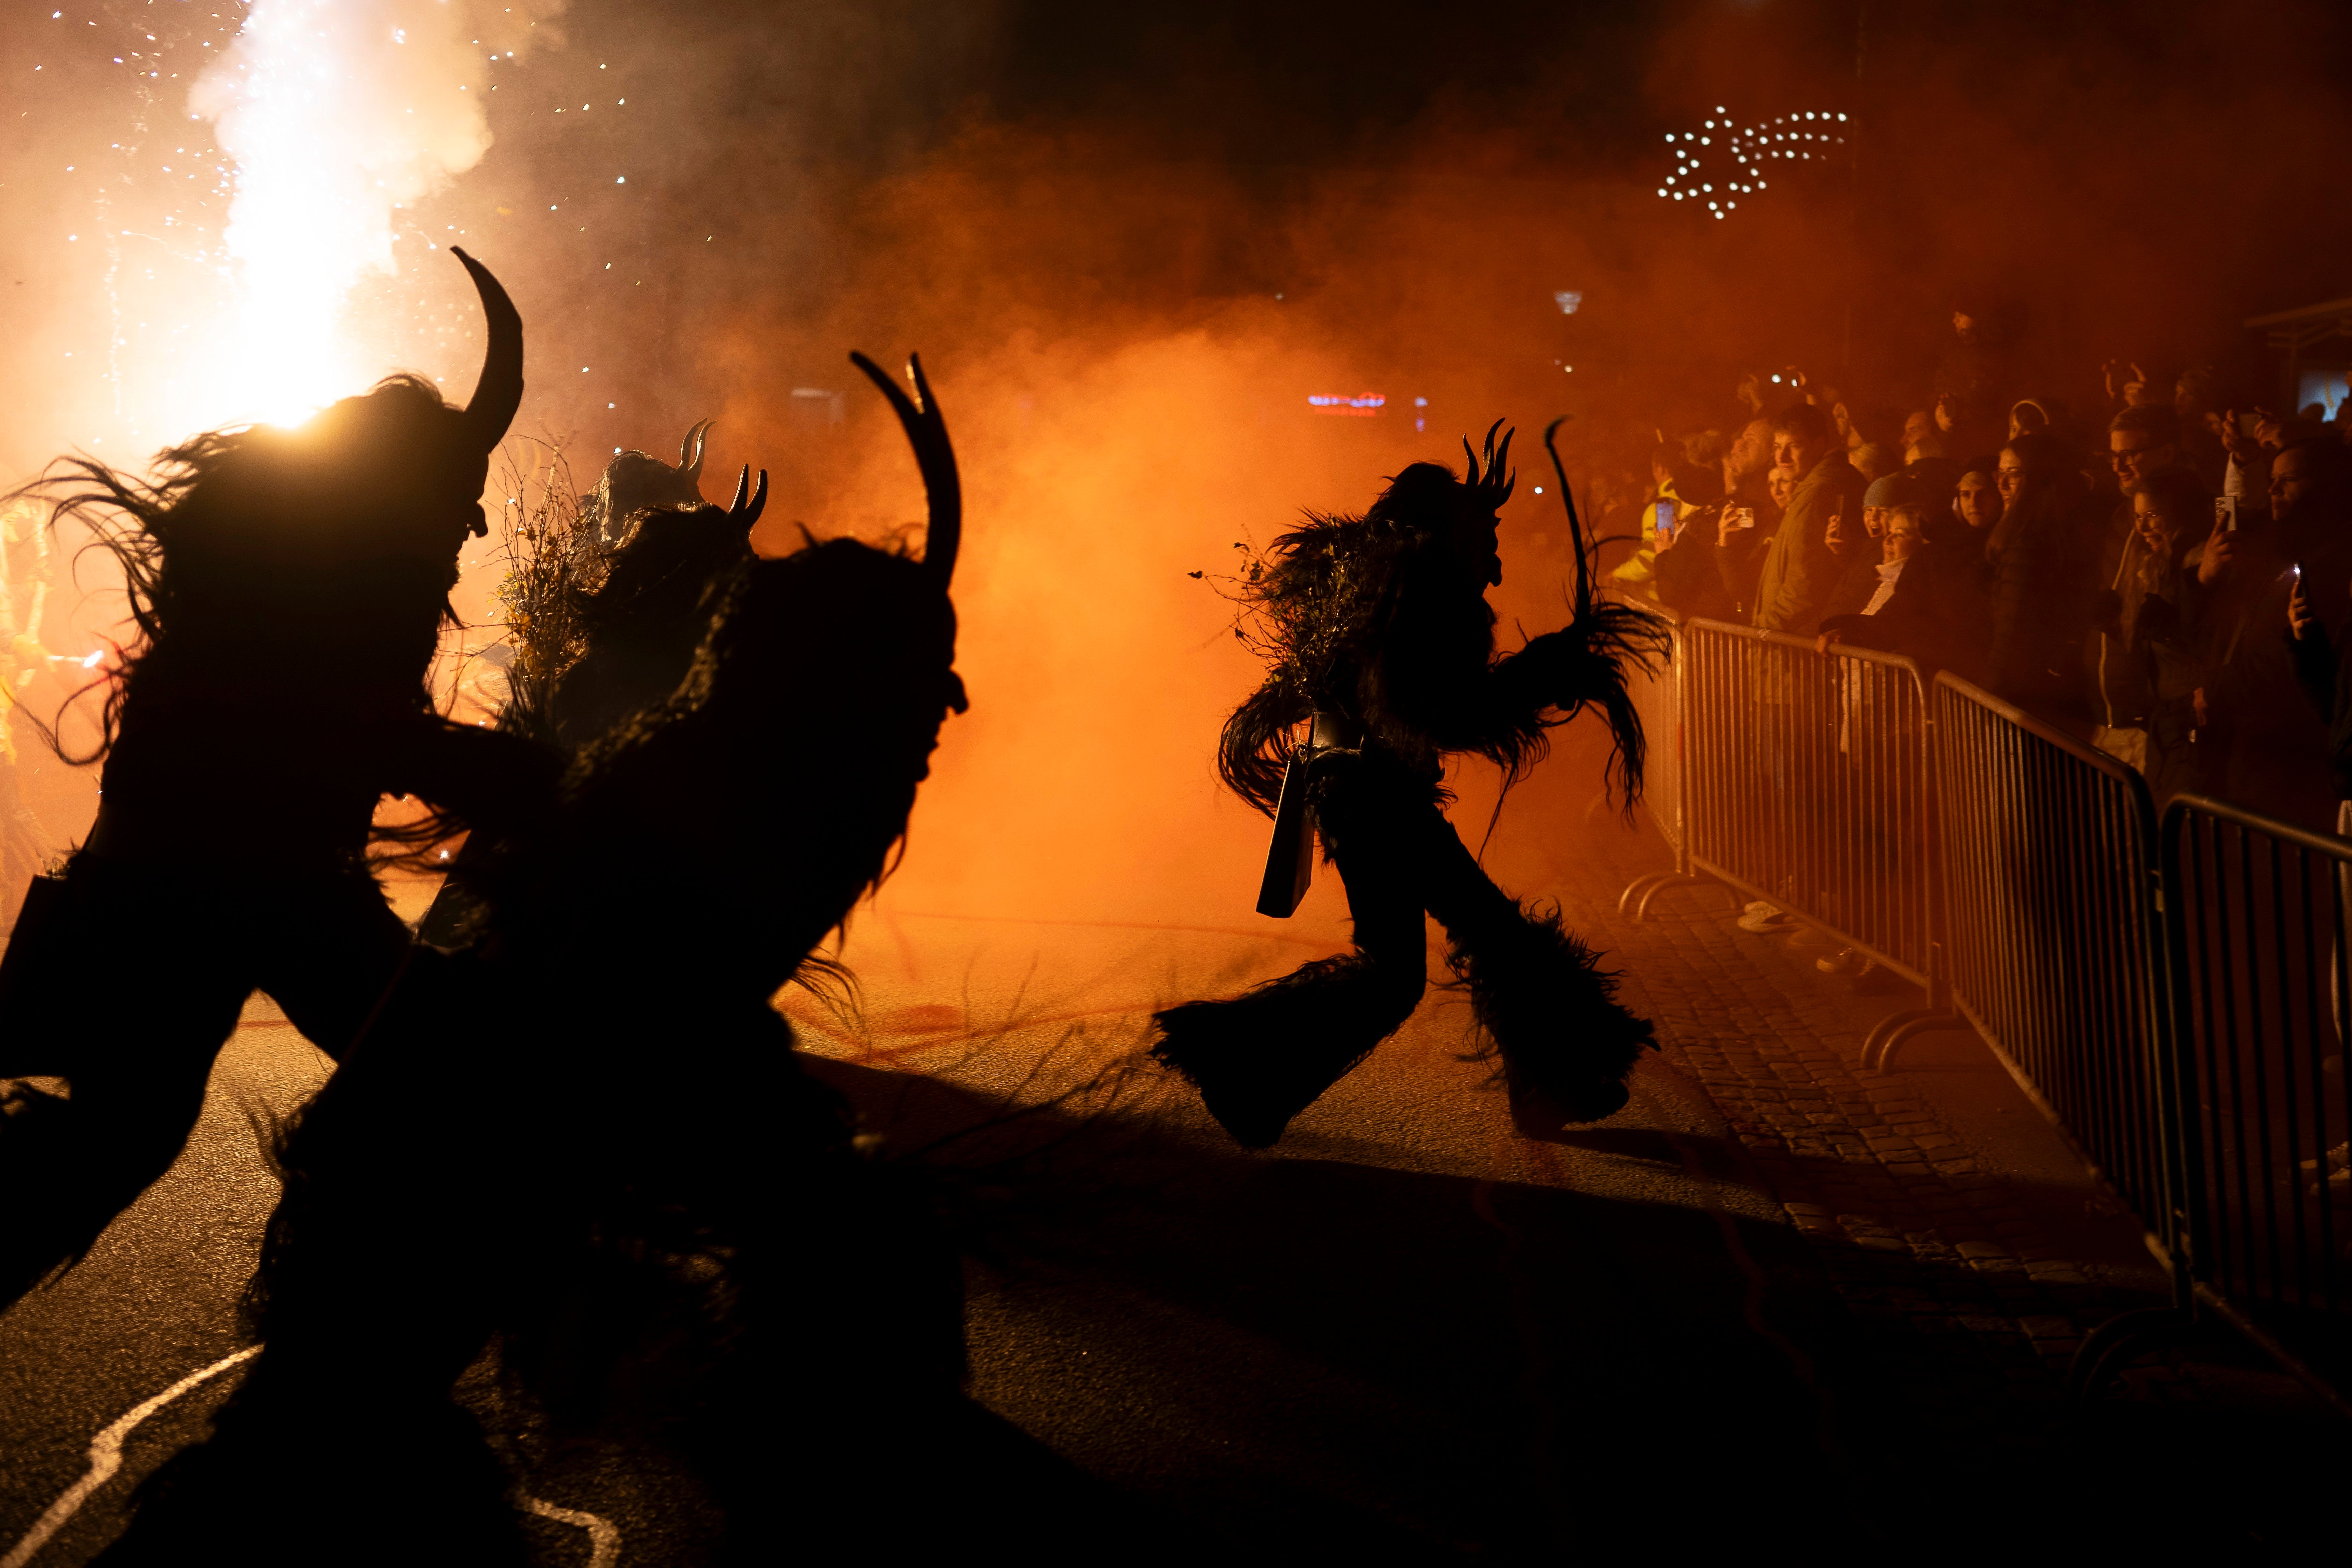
585;417;716;548
100;355;995;1565
0;251;556;1308
1153;421;1667;1146
544;460;765;750
413;454;765;944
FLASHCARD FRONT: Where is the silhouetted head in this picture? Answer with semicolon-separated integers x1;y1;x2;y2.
583;466;769;638
593;420;714;546
38;250;523;676
181;375;497;587
1367;421;1514;588
704;538;966;778
546;473;772;751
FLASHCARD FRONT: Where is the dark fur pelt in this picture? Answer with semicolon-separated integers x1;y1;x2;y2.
22;376;557;863
421;500;758;943
1216;465;1668;818
1150;952;1425;1149
1443;900;1657;1098
545;502;756;751
104;527;972;1562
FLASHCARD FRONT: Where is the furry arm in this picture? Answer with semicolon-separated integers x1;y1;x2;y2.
383;715;566;837
1217;674;1313;818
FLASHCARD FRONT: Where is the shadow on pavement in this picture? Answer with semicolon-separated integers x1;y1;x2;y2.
812;1054;2352;1559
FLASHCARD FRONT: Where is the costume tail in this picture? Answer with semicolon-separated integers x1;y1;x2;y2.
1150;954;1422;1148
1544;417;1671;808
1445;900;1656;1133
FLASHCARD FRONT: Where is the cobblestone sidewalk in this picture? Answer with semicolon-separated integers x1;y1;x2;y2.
1550;825;2153;1447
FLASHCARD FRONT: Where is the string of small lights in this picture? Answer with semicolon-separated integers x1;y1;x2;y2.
1657;105;1849;219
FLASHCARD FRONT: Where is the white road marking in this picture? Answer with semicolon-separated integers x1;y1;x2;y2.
518;1493;622;1567
1;1345;261;1568
4;1348;625;1568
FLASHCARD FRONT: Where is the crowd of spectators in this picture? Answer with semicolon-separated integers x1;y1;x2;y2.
1591;309;2352;838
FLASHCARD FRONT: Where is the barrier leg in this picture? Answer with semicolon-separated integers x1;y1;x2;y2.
1859;1006;1962;1072
2065;1306;2199;1401
1617;871;1716;921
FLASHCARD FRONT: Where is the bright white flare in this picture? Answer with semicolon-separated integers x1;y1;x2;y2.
185;0;536;429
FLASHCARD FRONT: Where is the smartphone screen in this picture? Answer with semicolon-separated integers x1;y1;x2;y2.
1728;506;1756;531
2215;495;2238;533
1653;497;1677;546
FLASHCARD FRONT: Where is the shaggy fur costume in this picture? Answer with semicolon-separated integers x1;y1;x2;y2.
96;354;979;1565
0;253;555;1310
1155;423;1666;1146
413;465;765;947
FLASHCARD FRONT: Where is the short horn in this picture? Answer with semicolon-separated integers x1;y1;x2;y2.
450;248;523;456
735;468;770;528
849;350;960;587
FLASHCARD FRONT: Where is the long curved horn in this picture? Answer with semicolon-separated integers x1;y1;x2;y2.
1544;417;1590;616
849;350;960;587
677;418;714;477
450;248;522;456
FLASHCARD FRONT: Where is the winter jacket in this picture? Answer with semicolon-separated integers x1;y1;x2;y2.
2199;534;2349;832
1983;483;2099;726
2289;623;2352;807
1752;452;1865;636
1817;537;1989;681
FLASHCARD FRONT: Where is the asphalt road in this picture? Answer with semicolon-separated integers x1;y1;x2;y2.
0;853;1883;1567
10;737;2352;1560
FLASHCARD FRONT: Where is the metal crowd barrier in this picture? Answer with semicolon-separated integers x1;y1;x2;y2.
1667;621;1943;1025
2161;796;2352;1411
1881;675;2177;1255
1607;594;1700;917
1602;613;2352;1403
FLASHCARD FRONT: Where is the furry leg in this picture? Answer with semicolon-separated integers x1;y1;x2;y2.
1415;814;1655;1134
1153;757;1430;1148
1150;953;1423;1149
